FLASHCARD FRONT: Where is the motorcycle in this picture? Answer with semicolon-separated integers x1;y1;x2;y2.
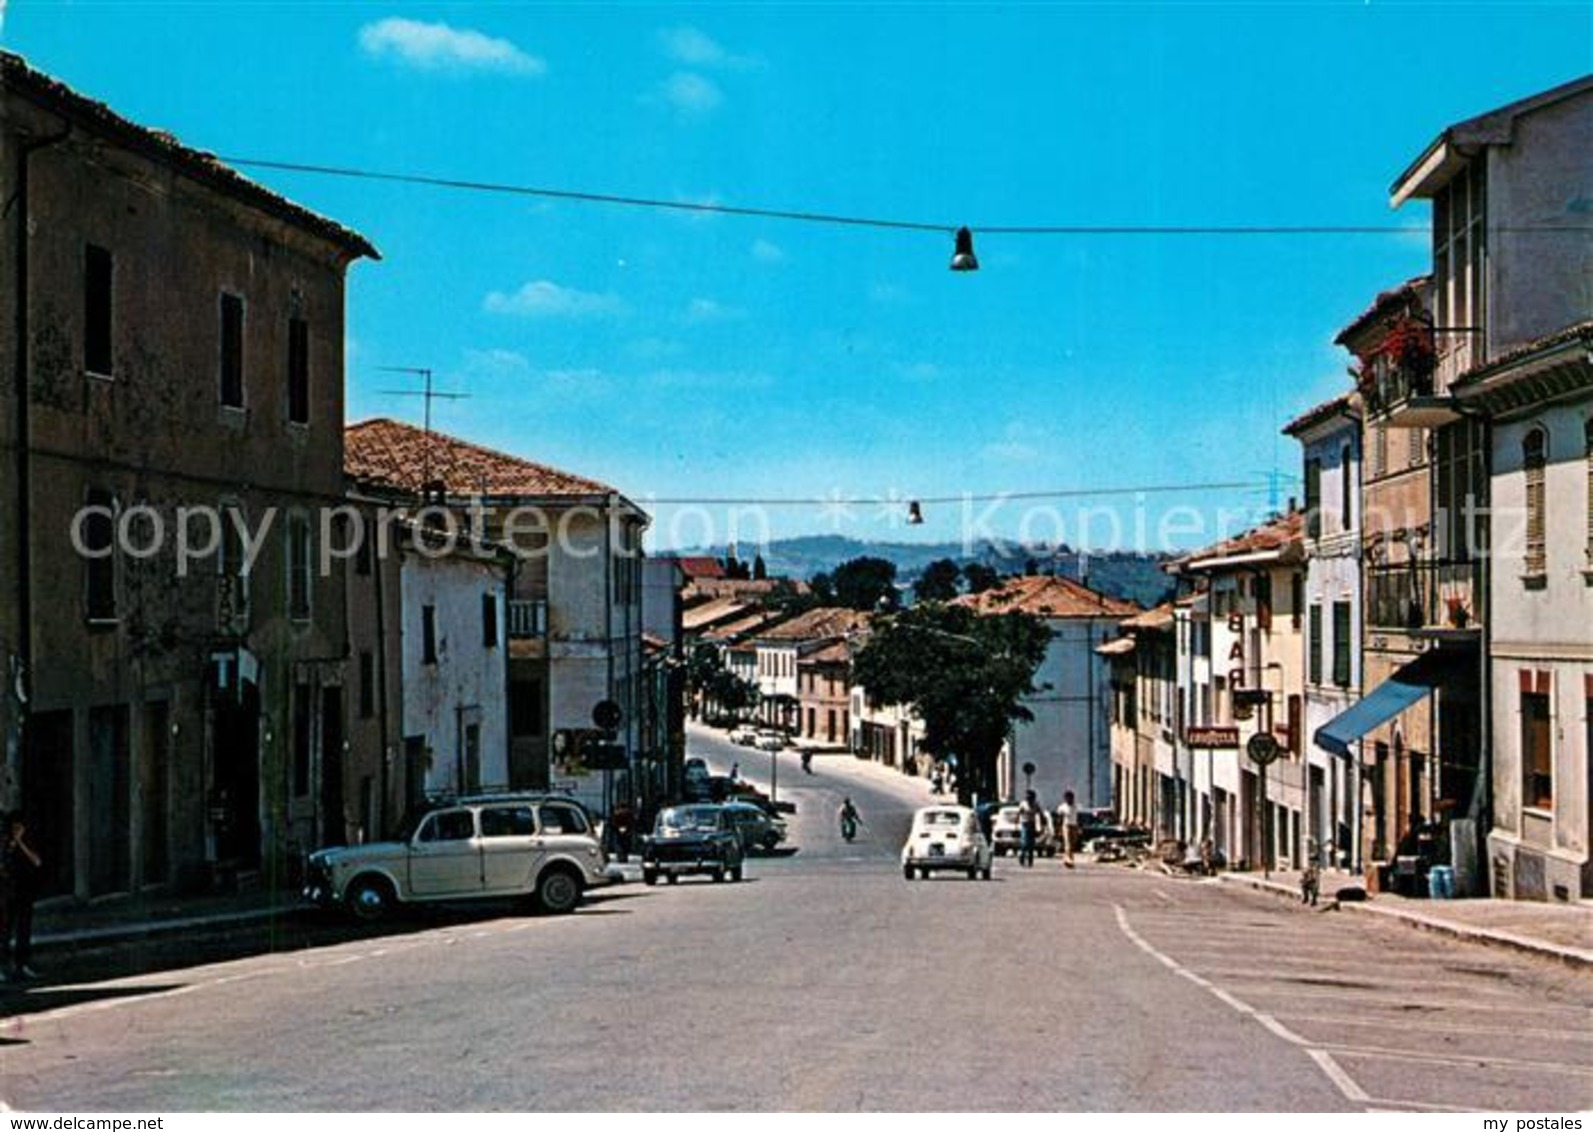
800;751;813;774
840;815;857;842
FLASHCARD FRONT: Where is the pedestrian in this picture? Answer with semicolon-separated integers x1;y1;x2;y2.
610;802;635;864
2;811;42;981
1057;790;1080;869
1016;789;1042;868
729;762;740;783
930;764;945;795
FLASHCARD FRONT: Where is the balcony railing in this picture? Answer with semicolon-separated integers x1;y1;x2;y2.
1367;559;1482;633
508;598;548;639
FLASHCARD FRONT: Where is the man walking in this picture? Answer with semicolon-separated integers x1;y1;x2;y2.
1016;790;1043;868
1057;790;1081;869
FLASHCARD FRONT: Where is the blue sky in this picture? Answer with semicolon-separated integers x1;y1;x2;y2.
8;2;1589;553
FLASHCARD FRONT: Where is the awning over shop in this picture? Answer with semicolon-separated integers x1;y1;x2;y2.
1314;649;1456;757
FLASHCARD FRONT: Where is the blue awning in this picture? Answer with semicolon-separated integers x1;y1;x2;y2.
1314;650;1457;757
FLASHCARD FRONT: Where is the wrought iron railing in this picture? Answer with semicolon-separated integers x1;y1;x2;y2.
1366;559;1482;632
508;598;548;639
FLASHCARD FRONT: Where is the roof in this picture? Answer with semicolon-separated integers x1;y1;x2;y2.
1391;74;1593;204
671;556;728;580
757;607;871;643
1333;277;1431;348
1121;602;1176;632
702;610;788;642
681;596;753;633
1282;393;1360;438
1096;637;1137;657
953;575;1139;619
1175;512;1305;573
799;640;852;666
0;52;377;262
1452;320;1593;416
346;418;629;504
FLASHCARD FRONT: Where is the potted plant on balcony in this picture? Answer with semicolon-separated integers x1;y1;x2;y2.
1379;317;1437;392
1444;595;1470;629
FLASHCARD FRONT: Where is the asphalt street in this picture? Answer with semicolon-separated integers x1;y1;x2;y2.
0;724;1586;1112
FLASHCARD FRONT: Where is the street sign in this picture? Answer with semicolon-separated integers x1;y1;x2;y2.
592;699;623;730
1247;732;1281;766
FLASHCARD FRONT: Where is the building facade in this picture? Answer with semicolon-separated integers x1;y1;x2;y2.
0;54;377;895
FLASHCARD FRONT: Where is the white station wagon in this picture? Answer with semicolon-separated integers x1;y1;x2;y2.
901;804;994;881
304;793;620;920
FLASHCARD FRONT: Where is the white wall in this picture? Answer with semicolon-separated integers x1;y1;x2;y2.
1004;617;1116;810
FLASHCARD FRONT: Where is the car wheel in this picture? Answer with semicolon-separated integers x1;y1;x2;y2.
535;866;583;914
967;866;978;880
712;868;726;883
642;869;658;886
903;864;914;881
981;865;993;880
730;865;743;882
763;834;780;851
345;875;394;924
667;873;679;885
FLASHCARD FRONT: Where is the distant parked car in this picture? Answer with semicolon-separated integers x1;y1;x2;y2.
641;804;745;885
901;804;993;880
755;730;789;751
990;804;1058;857
730;727;760;747
1075;808;1149;850
304;793;618;921
721;801;787;852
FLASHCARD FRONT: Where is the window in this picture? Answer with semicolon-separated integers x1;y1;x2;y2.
1332;601;1353;688
287;315;310;425
480;805;536;838
1308;605;1323;686
83;488;117;621
482;592;499;648
539;803;589;835
422;605;438;665
1372;423;1388;480
217;503;251;625
1340;444;1354;532
219;293;245;408
418;810;475;842
1304;457;1322;540
1520;687;1552;811
1524;427;1547;577
1289;571;1303;631
84;244;114;376
287;514;312;621
510;680;544;737
358;651;375;719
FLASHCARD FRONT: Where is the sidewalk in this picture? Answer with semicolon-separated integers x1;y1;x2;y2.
1218;867;1593;969
33;885;302;950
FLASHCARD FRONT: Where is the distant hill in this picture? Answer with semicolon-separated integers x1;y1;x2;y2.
675;536;1174;610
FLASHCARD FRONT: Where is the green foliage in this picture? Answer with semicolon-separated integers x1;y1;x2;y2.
831;556;899;611
913;558;962;602
810;572;836;604
851;603;1050;804
961;562;1000;594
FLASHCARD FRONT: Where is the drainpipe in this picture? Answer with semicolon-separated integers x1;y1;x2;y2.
7;123;72;802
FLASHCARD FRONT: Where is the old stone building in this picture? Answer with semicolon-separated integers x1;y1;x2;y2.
0;53;378;895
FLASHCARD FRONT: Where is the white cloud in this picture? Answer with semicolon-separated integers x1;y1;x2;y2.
683;298;743;324
750;239;786;264
658;26;758;70
483;281;626;318
660;71;723;115
359;17;546;76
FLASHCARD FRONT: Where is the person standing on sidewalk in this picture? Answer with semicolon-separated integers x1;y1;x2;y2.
1016;790;1043;868
1057;790;1081;869
2;811;42;981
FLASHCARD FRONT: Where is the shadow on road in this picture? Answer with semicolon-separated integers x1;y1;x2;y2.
1;982;188;1023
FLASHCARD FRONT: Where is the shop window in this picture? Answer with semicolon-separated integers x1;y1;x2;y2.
1520;687;1552;811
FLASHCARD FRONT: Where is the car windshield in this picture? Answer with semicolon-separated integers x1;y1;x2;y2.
657;806;722;833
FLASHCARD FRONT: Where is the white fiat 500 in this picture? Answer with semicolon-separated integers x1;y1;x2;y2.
901;805;993;881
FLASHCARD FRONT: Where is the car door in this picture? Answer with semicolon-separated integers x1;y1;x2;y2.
479;803;543;894
408;808;483;897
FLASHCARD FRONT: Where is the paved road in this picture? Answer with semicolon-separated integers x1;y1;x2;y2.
0;726;1586;1111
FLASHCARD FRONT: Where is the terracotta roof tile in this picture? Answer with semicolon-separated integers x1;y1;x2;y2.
1121;602;1176;632
682;597;752;632
346;418;619;500
758;607;871;642
800;641;852;666
952;575;1139;619
672;556;727;579
1175;511;1305;571
1282;392;1359;437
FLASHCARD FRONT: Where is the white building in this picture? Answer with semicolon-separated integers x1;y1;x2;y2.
1285;394;1365;871
955;576;1139;810
399;528;511;800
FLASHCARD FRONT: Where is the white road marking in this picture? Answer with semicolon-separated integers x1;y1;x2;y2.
1317;1042;1593;1077
1271;1010;1593;1042
1115;903;1371;1106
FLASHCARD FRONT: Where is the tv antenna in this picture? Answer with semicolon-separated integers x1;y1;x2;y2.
377;366;469;488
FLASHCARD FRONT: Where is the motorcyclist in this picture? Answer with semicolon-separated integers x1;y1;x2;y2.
800;750;813;774
838;797;860;842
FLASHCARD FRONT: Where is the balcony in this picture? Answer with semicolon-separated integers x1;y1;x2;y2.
1367;559;1482;635
508;598;548;639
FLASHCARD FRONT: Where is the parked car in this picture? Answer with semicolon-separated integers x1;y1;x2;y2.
303;794;618;922
730;727;760;747
990;804;1058;857
755;730;789;751
901;804;993;880
684;759;712;800
720;801;787;852
1075;808;1149;850
641;804;746;885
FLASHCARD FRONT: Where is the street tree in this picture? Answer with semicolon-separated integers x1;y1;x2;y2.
851;602;1050;805
710;668;758;722
753;554;768;580
913;558;962;602
686;642;724;718
810;572;836;604
962;562;1001;594
831;556;899;611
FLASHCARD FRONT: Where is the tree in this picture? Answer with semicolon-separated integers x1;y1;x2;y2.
962;562;1000;594
831;556;899;611
685;642;724;718
753;554;768;580
851;602;1050;805
710;668;758;721
810;572;836;604
913;558;962;602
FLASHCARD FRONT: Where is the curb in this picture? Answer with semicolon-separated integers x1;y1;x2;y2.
35;905;300;952
1218;873;1593;970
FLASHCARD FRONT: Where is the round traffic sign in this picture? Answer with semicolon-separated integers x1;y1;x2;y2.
1247;732;1281;766
592;699;623;730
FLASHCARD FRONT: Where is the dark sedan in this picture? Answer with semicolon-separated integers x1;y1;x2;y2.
641;804;745;885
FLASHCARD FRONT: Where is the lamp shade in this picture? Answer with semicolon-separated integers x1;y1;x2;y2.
950;227;979;272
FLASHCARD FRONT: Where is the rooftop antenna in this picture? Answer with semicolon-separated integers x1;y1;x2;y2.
377;366;470;489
